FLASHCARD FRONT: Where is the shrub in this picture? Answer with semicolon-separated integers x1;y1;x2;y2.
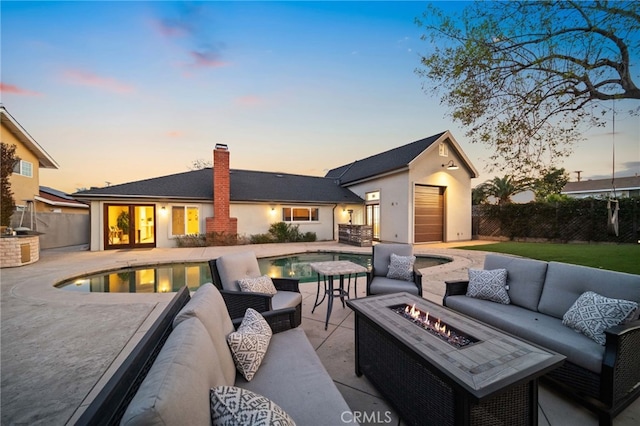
174;234;207;247
249;233;274;244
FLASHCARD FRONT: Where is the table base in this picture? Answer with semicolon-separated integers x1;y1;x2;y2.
354;315;536;426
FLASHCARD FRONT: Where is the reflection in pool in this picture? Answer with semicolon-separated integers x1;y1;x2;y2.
57;252;450;293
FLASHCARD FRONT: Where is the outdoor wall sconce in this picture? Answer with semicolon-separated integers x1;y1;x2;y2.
159;205;168;216
442;160;459;170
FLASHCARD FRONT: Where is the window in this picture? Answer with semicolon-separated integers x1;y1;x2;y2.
13;160;33;177
282;207;319;222
171;206;200;236
365;191;380;202
439;143;449;157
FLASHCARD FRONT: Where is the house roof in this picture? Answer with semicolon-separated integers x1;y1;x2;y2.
0;105;59;169
562;176;640;194
73;168;363;204
325;130;478;184
37;186;88;209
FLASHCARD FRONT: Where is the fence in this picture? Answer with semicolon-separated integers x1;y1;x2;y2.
11;212;90;249
473;198;640;244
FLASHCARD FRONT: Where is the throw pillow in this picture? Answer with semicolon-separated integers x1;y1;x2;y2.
466;268;510;304
210;386;296;426
238;275;278;296
227;308;272;381
562;291;638;345
386;253;416;281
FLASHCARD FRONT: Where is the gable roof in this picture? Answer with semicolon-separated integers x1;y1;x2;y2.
0;105;59;169
325;131;478;184
73;168;363;204
562;176;640;194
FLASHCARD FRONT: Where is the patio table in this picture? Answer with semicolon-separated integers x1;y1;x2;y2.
309;260;367;330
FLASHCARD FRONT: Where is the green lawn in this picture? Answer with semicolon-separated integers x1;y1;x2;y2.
456;242;640;275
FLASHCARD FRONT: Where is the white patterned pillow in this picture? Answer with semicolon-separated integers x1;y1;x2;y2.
562;291;638;345
386;253;416;281
238;275;277;295
210;386;296;426
227;308;272;381
466;268;510;304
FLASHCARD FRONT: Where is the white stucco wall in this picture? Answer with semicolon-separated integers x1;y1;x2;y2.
409;147;473;242
343;137;474;244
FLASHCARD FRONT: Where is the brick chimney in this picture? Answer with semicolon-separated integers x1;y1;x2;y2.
206;144;237;239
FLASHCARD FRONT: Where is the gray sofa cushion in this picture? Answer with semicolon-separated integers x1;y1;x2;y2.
369;276;420;296
484;254;548;311
216;251;263;291
373;244;413;277
173;283;236;385
121;317;227;426
238;327;353;425
446;295;605;373
271;290;303;310
538;262;640;319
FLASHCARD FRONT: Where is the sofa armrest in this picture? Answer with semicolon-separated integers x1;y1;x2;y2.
272;277;300;293
443;280;469;305
220;290;273;320
232;307;297;334
601;319;640;407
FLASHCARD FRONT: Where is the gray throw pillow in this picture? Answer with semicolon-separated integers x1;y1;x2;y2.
466;268;510;304
210;386;296;426
227;308;272;381
386;253;416;281
238;275;277;295
562;291;638;345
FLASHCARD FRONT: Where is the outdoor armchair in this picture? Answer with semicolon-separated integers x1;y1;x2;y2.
209;251;302;327
366;243;423;296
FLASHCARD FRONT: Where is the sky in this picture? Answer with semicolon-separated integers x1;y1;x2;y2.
1;0;639;194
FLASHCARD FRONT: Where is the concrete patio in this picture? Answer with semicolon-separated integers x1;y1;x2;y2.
1;241;638;425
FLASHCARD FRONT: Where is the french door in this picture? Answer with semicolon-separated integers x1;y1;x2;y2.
366;204;380;241
104;204;156;250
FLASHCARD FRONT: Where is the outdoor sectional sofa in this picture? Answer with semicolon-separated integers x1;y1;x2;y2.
76;284;353;425
443;254;640;426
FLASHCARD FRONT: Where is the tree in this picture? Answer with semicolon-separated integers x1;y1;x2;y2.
416;1;640;177
532;167;570;201
475;175;531;205
188;158;212;170
1;143;19;227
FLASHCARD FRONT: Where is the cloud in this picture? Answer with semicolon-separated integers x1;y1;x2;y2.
0;82;42;96
167;130;183;138
190;50;227;68
61;69;135;94
152;3;228;71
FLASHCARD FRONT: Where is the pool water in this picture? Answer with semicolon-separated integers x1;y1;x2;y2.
57;252;450;293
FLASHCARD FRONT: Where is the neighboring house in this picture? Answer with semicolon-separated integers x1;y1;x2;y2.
74;131;478;251
562;176;640;199
1;106;90;249
1;105;59;226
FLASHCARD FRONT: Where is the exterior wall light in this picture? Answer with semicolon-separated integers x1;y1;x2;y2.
442;160;459;170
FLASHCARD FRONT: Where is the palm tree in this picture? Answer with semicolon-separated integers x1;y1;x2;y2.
475;175;531;205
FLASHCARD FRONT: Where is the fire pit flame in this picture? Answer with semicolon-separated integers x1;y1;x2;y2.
393;303;478;348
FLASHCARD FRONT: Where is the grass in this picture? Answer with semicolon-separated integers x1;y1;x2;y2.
456;242;640;275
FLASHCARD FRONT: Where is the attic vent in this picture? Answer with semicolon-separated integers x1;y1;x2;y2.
276;174;284;178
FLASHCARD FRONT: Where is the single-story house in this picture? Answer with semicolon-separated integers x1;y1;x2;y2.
562;176;640;199
74;130;478;251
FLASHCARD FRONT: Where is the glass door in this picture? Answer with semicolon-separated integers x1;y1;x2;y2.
366;204;380;241
104;204;156;249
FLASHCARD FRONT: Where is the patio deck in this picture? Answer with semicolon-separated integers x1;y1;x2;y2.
1;241;638;425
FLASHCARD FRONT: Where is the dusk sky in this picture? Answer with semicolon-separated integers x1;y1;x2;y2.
2;1;638;194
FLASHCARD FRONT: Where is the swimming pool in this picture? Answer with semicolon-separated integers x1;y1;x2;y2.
56;252;450;293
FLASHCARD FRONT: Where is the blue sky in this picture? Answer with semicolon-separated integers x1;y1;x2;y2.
1;1;638;193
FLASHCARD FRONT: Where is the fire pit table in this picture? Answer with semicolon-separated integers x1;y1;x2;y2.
347;293;565;426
